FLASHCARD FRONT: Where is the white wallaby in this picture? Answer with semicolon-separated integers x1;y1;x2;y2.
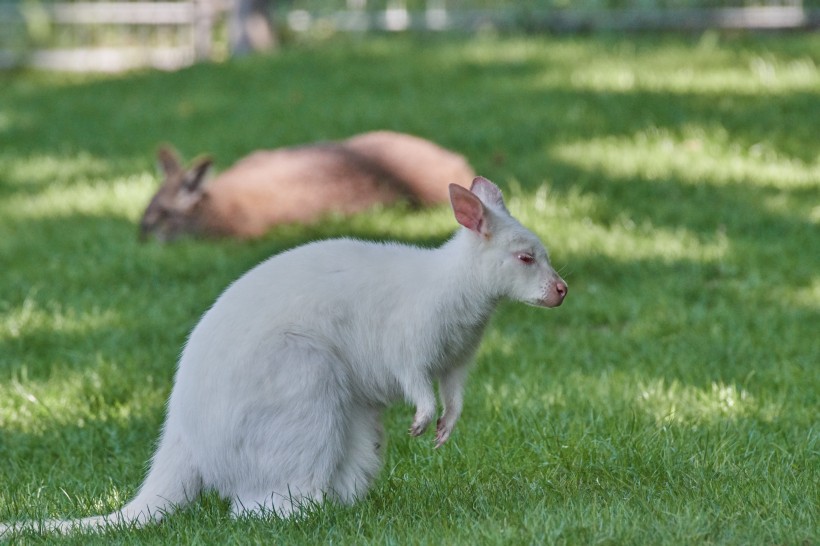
1;177;566;536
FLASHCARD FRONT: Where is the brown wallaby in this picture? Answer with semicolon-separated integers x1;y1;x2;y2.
139;131;476;242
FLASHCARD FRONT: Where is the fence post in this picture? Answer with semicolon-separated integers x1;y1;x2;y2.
229;0;277;56
193;0;214;61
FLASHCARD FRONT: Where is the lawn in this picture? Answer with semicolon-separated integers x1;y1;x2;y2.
0;32;818;544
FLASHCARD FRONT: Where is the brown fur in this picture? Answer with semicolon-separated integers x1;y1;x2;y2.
343;131;476;206
140;131;476;242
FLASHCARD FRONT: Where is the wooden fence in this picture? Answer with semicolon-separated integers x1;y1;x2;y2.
293;4;820;33
1;1;818;72
0;0;224;71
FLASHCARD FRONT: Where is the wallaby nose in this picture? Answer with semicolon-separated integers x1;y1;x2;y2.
555;280;568;301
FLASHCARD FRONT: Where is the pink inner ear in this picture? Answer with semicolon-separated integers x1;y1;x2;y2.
470;176;492;192
449;184;485;233
470;176;505;208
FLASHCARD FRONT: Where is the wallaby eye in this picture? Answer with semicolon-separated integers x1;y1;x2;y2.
516;252;536;265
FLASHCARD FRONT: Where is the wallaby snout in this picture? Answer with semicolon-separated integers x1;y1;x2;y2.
529;273;567;309
545;278;568;308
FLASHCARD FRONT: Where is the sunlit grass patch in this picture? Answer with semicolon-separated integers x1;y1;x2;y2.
558;35;820;95
322;202;457;244
1;151;111;190
1;294;118;348
0;364;155;431
567;53;820;95
551;128;820;191
472;361;783;429
784;277;820;309
1;173;155;221
635;379;765;424
509;184;731;266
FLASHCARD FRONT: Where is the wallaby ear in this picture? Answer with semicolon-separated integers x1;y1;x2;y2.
470;176;506;210
449;183;487;234
181;157;213;193
157;145;183;178
172;157;213;210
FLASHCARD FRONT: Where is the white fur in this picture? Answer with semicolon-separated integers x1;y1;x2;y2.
0;177;566;535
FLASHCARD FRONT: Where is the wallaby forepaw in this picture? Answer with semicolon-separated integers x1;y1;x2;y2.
434;418;453;449
408;421;428;436
409;411;434;437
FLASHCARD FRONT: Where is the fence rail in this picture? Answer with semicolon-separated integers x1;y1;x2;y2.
52;2;196;24
0;0;223;71
313;5;820;32
1;1;819;72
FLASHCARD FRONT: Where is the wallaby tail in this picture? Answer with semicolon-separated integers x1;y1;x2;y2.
0;429;201;536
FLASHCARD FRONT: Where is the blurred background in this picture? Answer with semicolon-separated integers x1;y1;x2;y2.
1;0;819;72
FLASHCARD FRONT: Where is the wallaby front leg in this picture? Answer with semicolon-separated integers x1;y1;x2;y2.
403;375;437;437
435;364;469;448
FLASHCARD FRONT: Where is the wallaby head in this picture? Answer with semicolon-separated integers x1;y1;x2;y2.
450;177;567;308
139;146;214;242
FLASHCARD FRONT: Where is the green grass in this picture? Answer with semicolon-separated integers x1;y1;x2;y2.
1;32;818;544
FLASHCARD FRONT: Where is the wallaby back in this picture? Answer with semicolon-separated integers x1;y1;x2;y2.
343;131;476;205
140;132;475;242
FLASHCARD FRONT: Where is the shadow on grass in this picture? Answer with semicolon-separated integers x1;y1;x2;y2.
2;195;814;389
1;35;819;185
0;413;160;520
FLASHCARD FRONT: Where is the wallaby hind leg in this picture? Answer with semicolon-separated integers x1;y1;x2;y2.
329;406;385;504
226;336;350;518
231;408;385;517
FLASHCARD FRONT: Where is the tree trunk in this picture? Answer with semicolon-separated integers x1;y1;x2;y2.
229;0;276;56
